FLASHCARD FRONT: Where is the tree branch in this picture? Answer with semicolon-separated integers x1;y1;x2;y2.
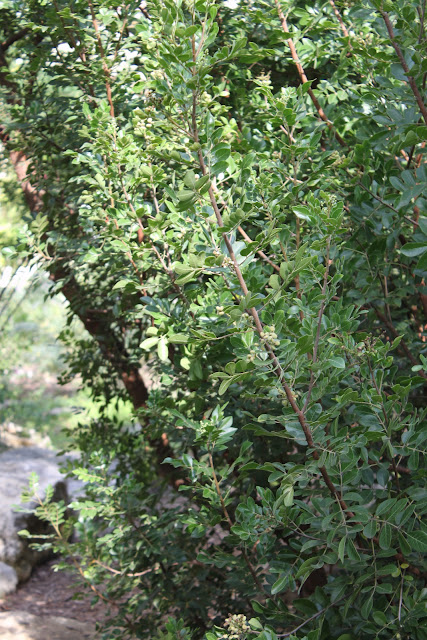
274;0;347;147
380;10;427;125
88;0;115;117
328;0;349;39
237;225;280;273
1;28;30;52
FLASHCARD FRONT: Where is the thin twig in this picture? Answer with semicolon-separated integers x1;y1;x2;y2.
91;559;165;578
328;0;349;38
276;595;346;637
208;450;266;596
237;226;280;272
208;451;233;528
373;306;427;380
88;0;115;117
303;238;331;412
398;572;404;622
274;0;347;147
357;181;418;225
380;10;427;125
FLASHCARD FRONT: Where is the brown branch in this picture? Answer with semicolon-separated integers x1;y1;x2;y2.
91;559;160;578
328;0;349;39
197;160;281;274
1;28;30;51
139;1;150;20
1;138;156;424
207;159;351;512
415;141;426;168
280;123;296;144
88;0;115;117
394;465;410;475
0;128;44;212
380;10;427;126
237;226;280;272
2;140;181;484
274;0;347;147
190;25;345;587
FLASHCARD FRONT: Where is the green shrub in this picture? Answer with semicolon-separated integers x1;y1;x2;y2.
1;1;426;638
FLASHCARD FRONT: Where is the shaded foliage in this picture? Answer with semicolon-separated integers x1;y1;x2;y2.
0;1;426;639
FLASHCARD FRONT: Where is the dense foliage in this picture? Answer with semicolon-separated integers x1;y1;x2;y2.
1;0;427;638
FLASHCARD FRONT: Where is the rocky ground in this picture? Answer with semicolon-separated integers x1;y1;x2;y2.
0;611;94;640
0;426;110;639
0;558;109;639
0;280;111;638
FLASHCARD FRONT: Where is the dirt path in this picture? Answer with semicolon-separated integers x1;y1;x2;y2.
0;558;109;626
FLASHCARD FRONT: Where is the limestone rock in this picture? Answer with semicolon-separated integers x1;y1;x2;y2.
0;447;68;583
0;422;51;449
0;562;18;597
0;610;95;640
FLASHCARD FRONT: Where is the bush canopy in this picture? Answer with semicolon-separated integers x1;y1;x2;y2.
1;0;426;638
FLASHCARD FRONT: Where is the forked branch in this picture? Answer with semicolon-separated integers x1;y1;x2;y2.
274;0;347;147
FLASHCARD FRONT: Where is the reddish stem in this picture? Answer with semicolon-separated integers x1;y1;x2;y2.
275;0;347;147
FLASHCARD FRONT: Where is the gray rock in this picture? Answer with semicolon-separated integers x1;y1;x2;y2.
0;562;18;597
0;610;95;640
0;421;51;449
0;447;68;583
